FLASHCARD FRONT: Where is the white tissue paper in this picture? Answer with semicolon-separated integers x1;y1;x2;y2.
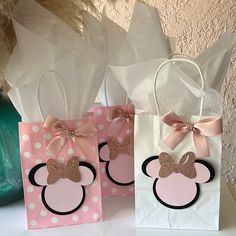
182;31;236;92
107;2;235;230
109;13;235;114
82;2;172;106
5;0;107;122
81;11;125;106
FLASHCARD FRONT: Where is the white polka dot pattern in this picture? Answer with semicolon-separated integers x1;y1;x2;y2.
102;181;108;188
79;156;86;161
30;220;37;226
23;152;31;159
35;159;42;164
98;124;104;130
111;188;118;193
92;213;100;220
34;142;42;149
92;196;99;203
90;105;135;198
27;186;34;193
129;186;134;192
67;148;75;155
22;134;29;141
82;205;89;212
19;118;103;229
51;217;58;224
40;210;47;217
117;137;123;143
44;133;51;140
28;203;36;210
96;109;103;116
99;138;106;143
72;215;79;222
32;125;40;133
58;157;65;163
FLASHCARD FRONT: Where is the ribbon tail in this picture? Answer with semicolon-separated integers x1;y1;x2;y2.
127;119;134;133
193;133;210;157
108;117;126;137
73;137;95;157
164;130;187;150
46;137;66;156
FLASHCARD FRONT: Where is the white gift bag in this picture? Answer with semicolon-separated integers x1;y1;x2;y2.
134;58;223;230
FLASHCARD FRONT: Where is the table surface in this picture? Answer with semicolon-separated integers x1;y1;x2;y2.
1;182;236;236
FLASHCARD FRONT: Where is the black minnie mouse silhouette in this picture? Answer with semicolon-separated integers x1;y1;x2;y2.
98;135;134;186
142;152;215;209
29;156;96;215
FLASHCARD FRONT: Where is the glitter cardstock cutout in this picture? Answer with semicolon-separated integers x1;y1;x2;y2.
46;156;81;184
99;135;134;186
29;156;96;215
142;152;215;209
159;152;197;179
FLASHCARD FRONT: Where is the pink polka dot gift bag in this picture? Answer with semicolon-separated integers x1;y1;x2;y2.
90;104;135;197
5;0;108;229
16;72;103;229
19;116;103;229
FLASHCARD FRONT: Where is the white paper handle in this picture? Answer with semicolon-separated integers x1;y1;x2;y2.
104;66;129;107
153;58;205;116
36;70;69;121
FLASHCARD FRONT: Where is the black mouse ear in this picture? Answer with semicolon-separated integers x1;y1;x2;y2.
98;142;110;162
28;163;48;186
142;156;160;178
78;161;96;186
194;160;215;183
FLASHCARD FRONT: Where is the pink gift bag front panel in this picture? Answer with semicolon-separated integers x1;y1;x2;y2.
91;105;134;197
19;118;103;229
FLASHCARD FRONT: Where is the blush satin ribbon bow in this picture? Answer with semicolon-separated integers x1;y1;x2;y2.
108;105;135;137
162;111;223;157
44;116;97;157
107;135;134;161
159;152;197;178
47;156;81;184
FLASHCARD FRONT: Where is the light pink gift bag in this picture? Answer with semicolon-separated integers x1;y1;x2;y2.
19;72;103;229
91;74;135;197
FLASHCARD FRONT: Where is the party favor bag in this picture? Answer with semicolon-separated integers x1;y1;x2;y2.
92;66;135;198
5;0;107;229
91;103;135;197
17;72;103;229
82;10;135;197
88;1;172;197
111;54;231;230
106;3;235;231
134;58;223;230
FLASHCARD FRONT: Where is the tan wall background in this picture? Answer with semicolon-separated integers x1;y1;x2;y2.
95;0;236;191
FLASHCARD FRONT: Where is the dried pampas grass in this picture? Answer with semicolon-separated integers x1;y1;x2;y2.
0;0;16;95
0;0;100;95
